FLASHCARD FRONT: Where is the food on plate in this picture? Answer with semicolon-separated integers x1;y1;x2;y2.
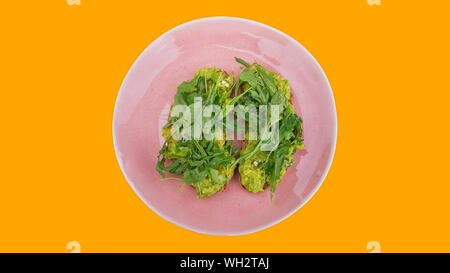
156;58;304;200
232;58;304;199
156;67;237;198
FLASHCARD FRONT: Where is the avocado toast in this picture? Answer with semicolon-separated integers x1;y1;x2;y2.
156;67;237;198
232;58;304;199
156;59;304;200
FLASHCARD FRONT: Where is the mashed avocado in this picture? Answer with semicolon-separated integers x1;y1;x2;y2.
193;164;235;198
239;141;267;193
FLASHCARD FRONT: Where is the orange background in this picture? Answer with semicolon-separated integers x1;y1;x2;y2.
1;1;449;253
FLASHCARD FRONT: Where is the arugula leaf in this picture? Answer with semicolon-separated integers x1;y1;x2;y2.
235;57;250;67
209;169;228;185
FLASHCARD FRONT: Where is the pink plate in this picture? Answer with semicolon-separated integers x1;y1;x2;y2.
113;17;337;235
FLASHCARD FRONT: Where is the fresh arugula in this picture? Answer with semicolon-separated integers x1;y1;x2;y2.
156;68;237;198
156;60;304;200
233;58;304;200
